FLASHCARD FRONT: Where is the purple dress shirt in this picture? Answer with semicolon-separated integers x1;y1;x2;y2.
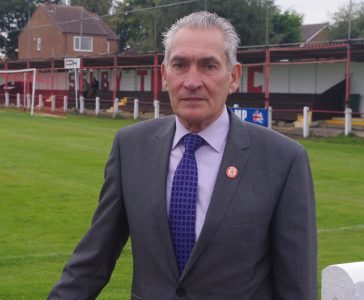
166;107;230;240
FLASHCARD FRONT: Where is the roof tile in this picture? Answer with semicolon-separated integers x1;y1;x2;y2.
40;4;118;40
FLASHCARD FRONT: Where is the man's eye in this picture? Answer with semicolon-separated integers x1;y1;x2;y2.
203;63;217;70
172;63;185;70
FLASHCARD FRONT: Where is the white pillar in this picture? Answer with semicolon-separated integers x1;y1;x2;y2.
345;108;352;136
113;98;119;117
154;99;160;119
26;94;31;110
51;95;56;112
39;94;43;111
16;93;21;108
268;106;273;130
5;92;9;107
133;98;139;120
95;97;100;115
80;96;85;114
303;106;310;138
63;96;68;113
322;262;364;300
232;104;242;120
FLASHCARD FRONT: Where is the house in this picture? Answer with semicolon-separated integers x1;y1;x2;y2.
18;3;119;60
301;23;329;44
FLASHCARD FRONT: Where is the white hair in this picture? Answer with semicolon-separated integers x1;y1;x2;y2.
162;11;240;70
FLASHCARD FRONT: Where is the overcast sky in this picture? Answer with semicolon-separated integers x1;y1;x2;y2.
275;0;353;24
112;0;356;24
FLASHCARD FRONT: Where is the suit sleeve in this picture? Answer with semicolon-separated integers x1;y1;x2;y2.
272;146;318;300
48;132;129;300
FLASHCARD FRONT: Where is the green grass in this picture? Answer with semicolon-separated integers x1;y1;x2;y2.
0;111;136;299
300;135;364;292
1;110;364;299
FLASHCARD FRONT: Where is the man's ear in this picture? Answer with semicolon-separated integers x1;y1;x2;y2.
228;63;242;95
161;63;168;89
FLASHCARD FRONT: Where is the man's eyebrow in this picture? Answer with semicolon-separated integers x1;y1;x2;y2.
169;55;188;62
199;56;221;63
170;55;222;63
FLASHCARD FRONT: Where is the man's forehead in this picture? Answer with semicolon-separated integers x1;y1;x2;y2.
169;52;225;62
170;27;225;48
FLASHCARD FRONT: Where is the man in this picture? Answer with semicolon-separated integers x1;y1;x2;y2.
82;79;89;98
90;77;99;97
49;11;317;299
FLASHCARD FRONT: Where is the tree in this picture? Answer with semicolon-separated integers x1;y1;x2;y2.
205;0;302;45
0;0;34;59
107;0;154;52
108;0;202;52
109;0;303;53
0;0;60;59
329;2;364;40
270;10;303;44
71;0;113;16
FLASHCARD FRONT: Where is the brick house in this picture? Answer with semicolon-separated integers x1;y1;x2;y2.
18;3;119;60
301;23;329;44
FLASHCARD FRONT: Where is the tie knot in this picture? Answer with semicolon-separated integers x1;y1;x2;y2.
183;134;204;153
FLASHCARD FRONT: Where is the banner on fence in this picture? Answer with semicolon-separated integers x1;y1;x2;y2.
231;107;268;127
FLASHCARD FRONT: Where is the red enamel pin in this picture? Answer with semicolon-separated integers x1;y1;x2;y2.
226;166;238;179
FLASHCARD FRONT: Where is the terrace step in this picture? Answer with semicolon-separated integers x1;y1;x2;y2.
325;117;364;127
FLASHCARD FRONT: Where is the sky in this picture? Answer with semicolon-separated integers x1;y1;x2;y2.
275;0;352;24
112;0;354;25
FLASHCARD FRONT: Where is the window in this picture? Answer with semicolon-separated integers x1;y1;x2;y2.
74;36;93;52
35;37;41;51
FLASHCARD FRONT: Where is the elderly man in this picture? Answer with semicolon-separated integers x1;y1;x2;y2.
48;11;317;300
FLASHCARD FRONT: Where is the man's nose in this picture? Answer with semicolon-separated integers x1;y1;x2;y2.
183;65;202;90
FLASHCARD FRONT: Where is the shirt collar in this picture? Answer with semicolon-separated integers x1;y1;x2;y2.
172;106;230;153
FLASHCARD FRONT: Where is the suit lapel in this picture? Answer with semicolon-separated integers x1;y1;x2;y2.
149;117;180;279
181;113;251;279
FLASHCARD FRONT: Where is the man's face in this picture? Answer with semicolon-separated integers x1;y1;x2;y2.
162;27;241;132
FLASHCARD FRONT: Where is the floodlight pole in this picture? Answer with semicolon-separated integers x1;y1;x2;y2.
23;72;27;108
264;0;271;108
348;0;353;40
346;0;353;109
265;1;269;46
31;69;37;116
74;68;79;110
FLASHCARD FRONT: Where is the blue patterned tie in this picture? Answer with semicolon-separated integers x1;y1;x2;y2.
169;133;204;274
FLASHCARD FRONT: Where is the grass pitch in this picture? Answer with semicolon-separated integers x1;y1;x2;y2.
1;110;363;299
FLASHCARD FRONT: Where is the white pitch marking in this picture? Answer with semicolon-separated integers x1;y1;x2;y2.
318;224;364;234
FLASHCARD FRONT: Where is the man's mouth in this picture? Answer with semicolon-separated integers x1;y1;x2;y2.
180;96;206;101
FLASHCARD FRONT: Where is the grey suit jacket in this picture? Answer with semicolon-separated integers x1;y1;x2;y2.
48;111;317;300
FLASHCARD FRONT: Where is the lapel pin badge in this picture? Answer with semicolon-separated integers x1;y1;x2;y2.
226;166;238;179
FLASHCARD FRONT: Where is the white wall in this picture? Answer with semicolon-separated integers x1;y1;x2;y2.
37;72;67;90
120;69;136;91
239;62;364;112
351;62;364;115
316;63;346;93
270;63;347;94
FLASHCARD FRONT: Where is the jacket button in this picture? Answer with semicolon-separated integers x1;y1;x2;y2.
176;287;186;297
